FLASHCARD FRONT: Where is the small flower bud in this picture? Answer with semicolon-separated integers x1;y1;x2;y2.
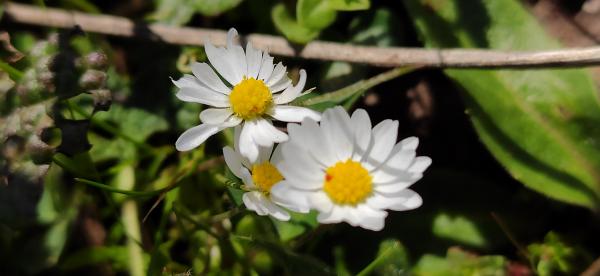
85;52;108;70
90;89;112;111
79;69;107;90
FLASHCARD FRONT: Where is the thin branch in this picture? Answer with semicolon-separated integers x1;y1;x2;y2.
5;2;600;68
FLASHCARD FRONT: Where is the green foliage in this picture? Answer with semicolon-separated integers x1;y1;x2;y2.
150;0;244;25
528;232;591;275
404;0;600;209
432;213;487;248
272;0;371;44
357;240;410;276
413;248;507;276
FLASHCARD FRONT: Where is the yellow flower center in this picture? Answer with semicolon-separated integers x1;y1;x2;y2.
229;77;273;120
251;162;284;194
323;159;373;206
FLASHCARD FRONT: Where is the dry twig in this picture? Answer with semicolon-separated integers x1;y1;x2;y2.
4;2;600;68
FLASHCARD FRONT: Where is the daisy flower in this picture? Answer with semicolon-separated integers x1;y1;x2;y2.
223;127;309;221
174;28;320;162
271;106;431;231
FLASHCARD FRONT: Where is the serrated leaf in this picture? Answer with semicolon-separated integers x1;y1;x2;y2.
404;0;600;209
272;3;320;44
297;0;337;30
329;0;370;11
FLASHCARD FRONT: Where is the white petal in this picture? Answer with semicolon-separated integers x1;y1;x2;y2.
175;124;222;151
200;108;232;124
384;145;416;171
355;205;387;231
239;122;260;163
308;191;334;213
240;167;255;188
365;120;398;169
245;42;263;79
278;143;325;190
269;106;321;123
366;189;422;211
223;146;244;179
321;106;353;161
266;62;287;87
226;28;247;80
249;118;288;147
243;192;267;215
351;109;372;161
399;136;419;151
270;183;310;213
408;156;432;174
269;78;292;93
317;206;345;224
262;199;291;221
287;119;337;166
270;144;284;166
257;53;274;81
233;125;251;168
175;87;230;107
204;42;239;86
256;144;274;164
191;62;231;94
274;69;307;104
372;166;419;184
374;180;415;194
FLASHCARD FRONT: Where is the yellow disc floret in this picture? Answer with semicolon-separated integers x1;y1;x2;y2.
251;161;284;195
229;77;272;120
324;159;373;205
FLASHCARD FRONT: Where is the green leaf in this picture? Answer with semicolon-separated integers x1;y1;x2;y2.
271;3;320;44
297;0;337;30
272;211;318;242
149;0;195;26
61;246;130;271
192;0;244;16
413;247;507;276
528;232;591;276
93;105;168;143
404;0;600;209
329;0;370;11
432;213;487;248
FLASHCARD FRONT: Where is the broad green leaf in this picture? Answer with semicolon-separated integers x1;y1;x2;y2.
193;0;244;16
329;0;370;11
404;0;600;209
297;0;337;30
432;213;487;248
272;4;320;44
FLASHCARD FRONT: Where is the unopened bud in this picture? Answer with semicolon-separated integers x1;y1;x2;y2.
90;89;112;111
79;69;107;90
85;52;108;70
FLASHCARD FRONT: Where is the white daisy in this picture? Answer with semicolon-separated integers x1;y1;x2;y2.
271;106;431;231
223;127;309;221
174;28;321;162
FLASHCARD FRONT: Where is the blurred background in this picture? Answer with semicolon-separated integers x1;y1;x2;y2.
1;0;600;275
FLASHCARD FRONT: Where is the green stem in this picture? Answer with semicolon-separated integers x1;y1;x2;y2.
173;206;221;239
210;208;241;223
355;245;396;276
75;178;170;197
299;67;416;106
0;61;24;81
122;199;145;276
